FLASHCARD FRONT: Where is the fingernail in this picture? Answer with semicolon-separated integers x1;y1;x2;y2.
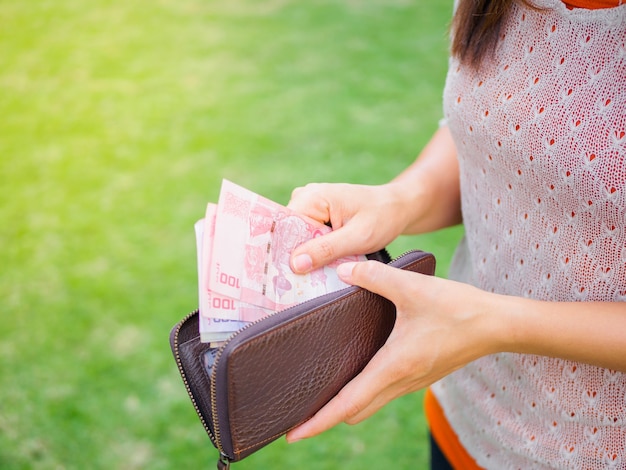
292;254;313;273
337;262;356;282
285;429;304;443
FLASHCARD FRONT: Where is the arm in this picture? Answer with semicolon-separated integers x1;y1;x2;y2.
388;125;463;234
509;295;626;371
288;126;462;273
286;261;626;443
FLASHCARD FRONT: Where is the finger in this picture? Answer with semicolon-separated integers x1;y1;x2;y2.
290;223;373;274
285;390;355;443
287;185;332;224
337;260;410;308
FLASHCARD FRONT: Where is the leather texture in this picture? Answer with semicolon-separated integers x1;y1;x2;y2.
226;285;399;460
170;250;435;464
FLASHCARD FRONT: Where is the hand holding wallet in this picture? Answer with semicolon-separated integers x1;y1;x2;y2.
170;249;436;469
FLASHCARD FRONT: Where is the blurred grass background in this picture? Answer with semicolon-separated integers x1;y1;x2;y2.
0;0;462;468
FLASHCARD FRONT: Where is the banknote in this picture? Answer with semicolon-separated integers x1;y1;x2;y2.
208;180;365;311
195;218;248;344
200;316;247;345
200;204;271;322
197;180;367;344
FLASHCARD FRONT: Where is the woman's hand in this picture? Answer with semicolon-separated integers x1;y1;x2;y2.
288;127;464;274
288;183;412;273
285;259;506;443
285;256;626;444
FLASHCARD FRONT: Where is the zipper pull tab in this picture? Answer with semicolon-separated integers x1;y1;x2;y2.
217;453;230;470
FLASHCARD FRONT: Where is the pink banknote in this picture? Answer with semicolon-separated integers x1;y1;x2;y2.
208;180;365;311
195;218;248;344
197;207;271;323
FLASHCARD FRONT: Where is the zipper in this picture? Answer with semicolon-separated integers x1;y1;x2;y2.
173;309;219;448
217;452;230;470
209;355;225;455
390;249;423;263
208;316;261;457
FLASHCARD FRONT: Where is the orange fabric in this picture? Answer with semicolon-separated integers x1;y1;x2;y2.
424;388;483;470
562;0;623;9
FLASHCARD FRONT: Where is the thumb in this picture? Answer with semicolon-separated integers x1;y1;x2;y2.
290;224;377;274
337;260;406;305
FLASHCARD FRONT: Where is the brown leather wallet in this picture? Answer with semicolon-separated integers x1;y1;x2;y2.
170;249;436;469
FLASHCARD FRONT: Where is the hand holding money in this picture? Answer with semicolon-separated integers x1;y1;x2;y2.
195;180;367;345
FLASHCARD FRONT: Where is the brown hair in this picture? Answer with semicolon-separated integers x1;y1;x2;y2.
451;0;537;68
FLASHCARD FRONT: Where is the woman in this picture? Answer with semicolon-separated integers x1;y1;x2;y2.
284;0;626;468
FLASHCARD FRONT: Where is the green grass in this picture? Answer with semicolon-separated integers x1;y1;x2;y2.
0;1;460;468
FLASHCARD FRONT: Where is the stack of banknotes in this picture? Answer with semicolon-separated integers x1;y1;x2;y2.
194;180;366;346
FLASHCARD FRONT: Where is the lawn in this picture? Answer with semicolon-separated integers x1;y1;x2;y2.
0;1;461;468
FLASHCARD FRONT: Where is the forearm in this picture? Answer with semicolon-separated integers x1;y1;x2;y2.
492;294;626;372
387;125;463;234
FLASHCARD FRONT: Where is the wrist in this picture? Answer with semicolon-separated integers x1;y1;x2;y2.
485;292;535;356
383;179;432;235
